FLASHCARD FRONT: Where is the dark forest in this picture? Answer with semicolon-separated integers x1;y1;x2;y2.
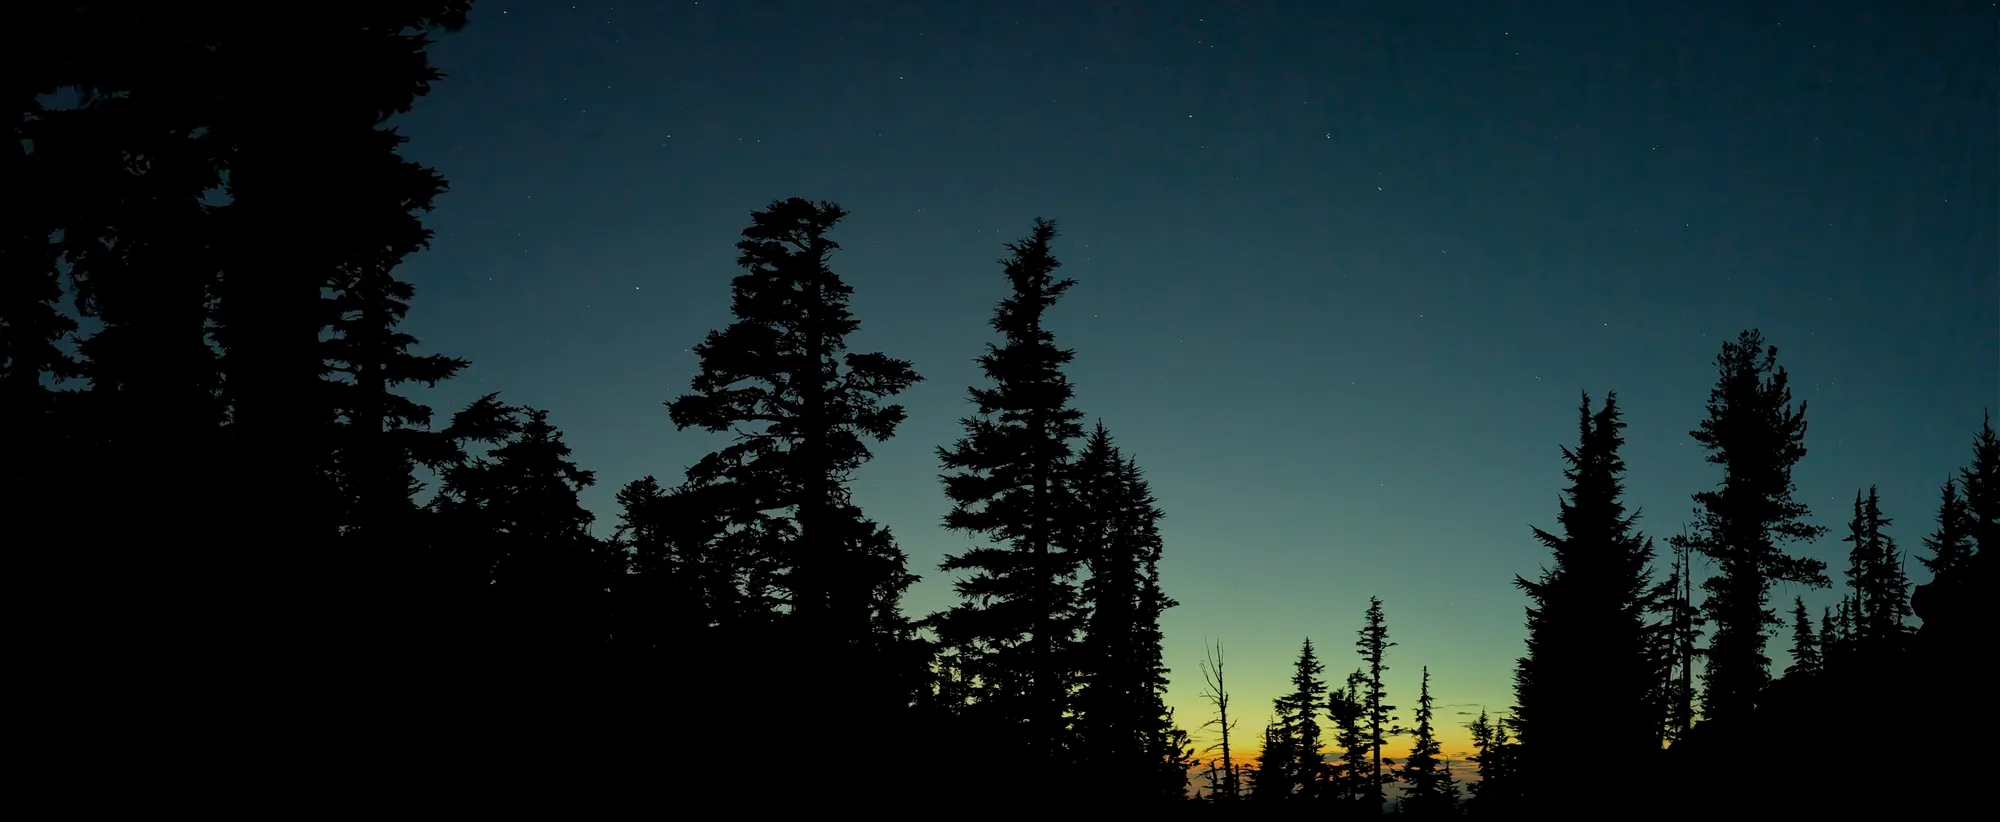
5;3;1992;813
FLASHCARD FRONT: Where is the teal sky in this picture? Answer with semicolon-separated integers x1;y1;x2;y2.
387;1;1997;756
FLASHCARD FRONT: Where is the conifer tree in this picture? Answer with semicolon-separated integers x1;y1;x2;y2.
932;217;1088;775
1249;722;1293;801
438;405;612;664
1816;607;1839;671
1073;424;1142;787
666;197;923;652
1258;639;1328;799
1963;413;2000;555
1399;666;1455;816
1327;672;1371;805
1667;330;1830;725
1465;710;1521;814
1913;414;1996;669
1656;536;1703;746
1512;392;1663;797
1841;486;1911;654
1920;478;1975;582
1355;597;1399;809
1785;597;1819;676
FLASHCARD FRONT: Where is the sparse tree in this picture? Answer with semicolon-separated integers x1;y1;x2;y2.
1198;642;1242;800
667;197;924;652
1667;330;1830;725
1356;597;1399;809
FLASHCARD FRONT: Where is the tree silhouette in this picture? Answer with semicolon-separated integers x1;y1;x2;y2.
1841;486;1911;656
666;197;923;654
1655;535;1704;746
931;217;1089;777
1816;606;1840;671
1259;638;1329;800
1465;710;1521;814
1250;721;1292;801
1327;671;1372;806
1355;597;1399;809
1512;392;1663;799
1667;330;1830;726
1399;666;1457;816
1785;597;1820;677
1198;642;1243;801
1920;478;1975;582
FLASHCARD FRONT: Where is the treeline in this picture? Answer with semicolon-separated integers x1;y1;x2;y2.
1201;353;1995;816
6;4;1991;811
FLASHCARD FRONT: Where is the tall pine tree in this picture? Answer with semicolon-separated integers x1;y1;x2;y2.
1667;330;1829;726
666;197;923;654
1398;666;1456;816
1261;638;1329;800
1512;391;1663;800
1355;597;1399;810
932;217;1089;778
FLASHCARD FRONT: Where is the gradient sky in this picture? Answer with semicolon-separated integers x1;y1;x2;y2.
386;0;1998;762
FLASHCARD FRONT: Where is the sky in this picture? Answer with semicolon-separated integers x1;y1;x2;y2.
386;0;1998;765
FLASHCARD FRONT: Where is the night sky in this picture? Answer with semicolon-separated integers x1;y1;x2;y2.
388;1;1997;759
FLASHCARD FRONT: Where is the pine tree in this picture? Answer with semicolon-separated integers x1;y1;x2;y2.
1355;597;1399;809
1667;330;1830;725
931;217;1089;776
1465;710;1521;814
1785;597;1819;676
1327;671;1371;805
1512;392;1663;797
1250;722;1293;801
1841;487;1911;654
1816;606;1840;671
1913;414;1997;672
438;405;611;664
1920;478;1975;582
1963;413;2000;555
1071;426;1191;801
1258;639;1329;800
1399;666;1454;816
1657;535;1703;746
666;197;923;652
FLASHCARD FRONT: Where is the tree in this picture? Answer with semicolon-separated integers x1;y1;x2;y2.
1920;478;1975;582
1355;597;1399;809
1198;643;1242;801
666;197;923;652
1327;672;1372;805
1963;413;2000;555
442;406;608;653
1913;413;1998;679
931;217;1089;776
1250;722;1293;801
1465;710;1521;814
1656;534;1703;746
1259;638;1329;800
1667;330;1830;725
1399;666;1456;816
1816;606;1840;671
1841;486;1911;655
1785;597;1820;677
1512;392;1663;797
